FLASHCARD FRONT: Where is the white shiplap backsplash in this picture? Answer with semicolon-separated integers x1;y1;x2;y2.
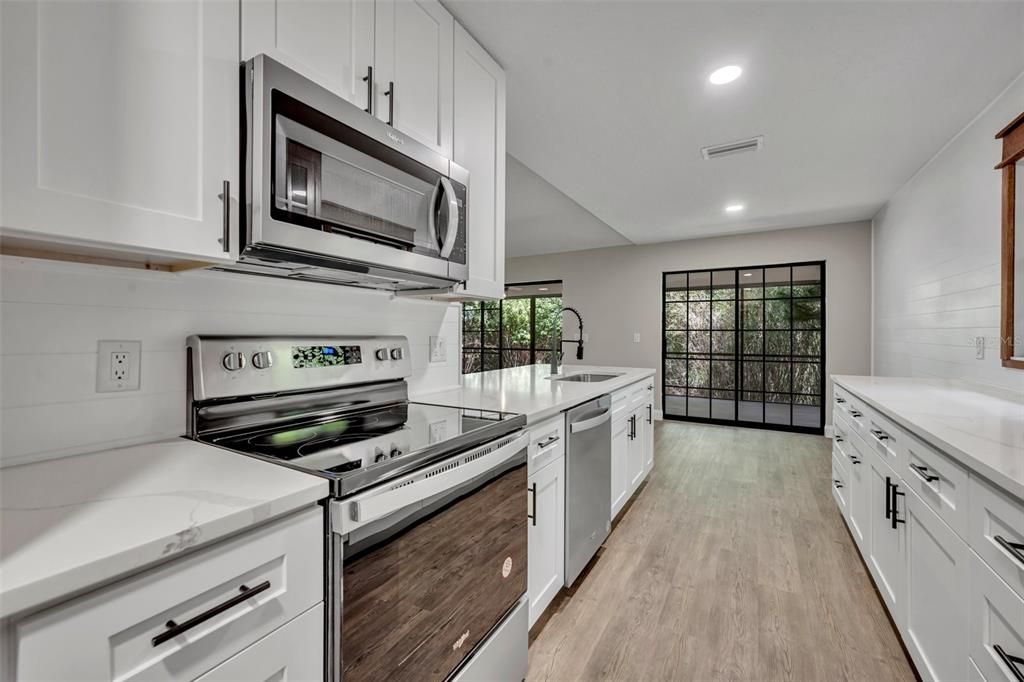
0;255;462;467
873;72;1024;396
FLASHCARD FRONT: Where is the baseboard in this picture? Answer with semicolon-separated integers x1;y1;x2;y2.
825;424;835;438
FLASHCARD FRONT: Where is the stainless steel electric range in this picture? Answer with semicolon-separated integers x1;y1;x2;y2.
186;335;530;682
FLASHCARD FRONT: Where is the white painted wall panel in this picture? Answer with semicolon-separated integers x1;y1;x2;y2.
872;73;1024;395
0;256;461;467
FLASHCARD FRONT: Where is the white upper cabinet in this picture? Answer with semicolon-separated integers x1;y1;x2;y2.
373;0;453;157
0;0;239;264
451;24;507;300
242;0;374;111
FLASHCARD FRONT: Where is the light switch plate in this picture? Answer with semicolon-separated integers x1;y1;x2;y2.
97;340;141;392
633;333;641;343
975;336;985;360
429;336;447;363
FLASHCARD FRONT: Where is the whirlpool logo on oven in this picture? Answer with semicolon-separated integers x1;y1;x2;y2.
452;630;470;651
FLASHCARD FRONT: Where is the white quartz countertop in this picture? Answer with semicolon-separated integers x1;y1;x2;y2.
0;439;328;620
419;364;656;423
832;375;1024;499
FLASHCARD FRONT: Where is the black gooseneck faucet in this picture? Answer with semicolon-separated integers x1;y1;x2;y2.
551;306;584;373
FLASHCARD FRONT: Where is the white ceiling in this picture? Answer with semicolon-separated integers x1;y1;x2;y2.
505;154;630;257
447;0;1024;253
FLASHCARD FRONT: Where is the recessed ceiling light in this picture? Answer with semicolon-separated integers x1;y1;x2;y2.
539;287;548;291
725;203;745;213
709;65;742;85
743;272;753;277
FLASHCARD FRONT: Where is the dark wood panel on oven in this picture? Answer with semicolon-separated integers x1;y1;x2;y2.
343;464;528;682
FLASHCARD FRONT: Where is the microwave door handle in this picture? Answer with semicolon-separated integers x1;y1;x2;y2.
427;179;442;251
439;176;459;258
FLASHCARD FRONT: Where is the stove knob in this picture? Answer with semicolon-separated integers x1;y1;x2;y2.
374;447;387;463
390;347;404;361
221;352;246;372
390;447;402;458
251;351;273;370
374;348;389;362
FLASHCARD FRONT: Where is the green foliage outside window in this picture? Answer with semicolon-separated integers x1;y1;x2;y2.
462;294;563;374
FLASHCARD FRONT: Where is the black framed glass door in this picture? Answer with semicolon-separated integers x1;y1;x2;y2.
662;261;825;434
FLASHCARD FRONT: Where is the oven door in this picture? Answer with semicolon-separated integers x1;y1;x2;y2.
246;55;468;282
330;432;528;682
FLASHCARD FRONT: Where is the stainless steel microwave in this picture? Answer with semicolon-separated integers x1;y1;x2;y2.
225;54;469;291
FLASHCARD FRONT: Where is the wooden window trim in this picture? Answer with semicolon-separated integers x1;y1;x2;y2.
996;110;1024;369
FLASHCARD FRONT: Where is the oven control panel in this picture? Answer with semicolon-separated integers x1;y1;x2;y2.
189;335;412;401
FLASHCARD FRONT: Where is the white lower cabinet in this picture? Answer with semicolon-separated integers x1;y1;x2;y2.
866;449;905;622
642;384;655;476
196;604;324;682
904;489;969;682
610;414;630;520
626;408;645;495
970;551;1024;682
15;507;323;681
528;455;565;628
832;383;1024;682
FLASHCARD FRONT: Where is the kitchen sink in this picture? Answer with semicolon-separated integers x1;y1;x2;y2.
550;372;623;382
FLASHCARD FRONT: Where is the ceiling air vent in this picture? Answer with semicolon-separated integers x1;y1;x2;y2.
701;135;764;160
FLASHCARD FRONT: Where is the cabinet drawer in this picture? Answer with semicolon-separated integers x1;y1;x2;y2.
860;406;904;474
17;507;323;681
832;415;863;470
529;415;565;475
971;474;1024;601
196;604;323;682
902;430;969;538
832;453;848;516
970;551;1024;682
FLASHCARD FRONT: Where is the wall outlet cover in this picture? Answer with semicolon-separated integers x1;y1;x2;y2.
429;335;447;363
97;340;141;392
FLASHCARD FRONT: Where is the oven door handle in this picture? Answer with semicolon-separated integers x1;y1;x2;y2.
438;176;459;259
338;433;529;534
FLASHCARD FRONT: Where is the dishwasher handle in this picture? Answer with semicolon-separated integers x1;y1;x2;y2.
570;409;611;434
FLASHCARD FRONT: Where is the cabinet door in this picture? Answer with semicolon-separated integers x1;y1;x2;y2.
528;457;565;628
847;442;870;550
904;490;969;682
451;24;506;300
196;604;323;682
642;388;655;476
611;417;630;520
867;453;906;627
1;0;238;263
627;412;645;494
374;0;453;157
241;0;374;110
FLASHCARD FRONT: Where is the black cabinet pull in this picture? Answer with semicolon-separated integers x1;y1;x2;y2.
848;454;860;465
384;81;395;126
909;463;939;483
835;435;844;443
362;66;373;114
833;479;843;489
836;397;846;404
885;476;893;520
538;435;560;449
217;180;230;252
870;428;889;441
891;484;905;529
995;536;1024;568
647;404;652;424
995;644;1024;682
850;410;863;418
152;581;271;647
527;483;537;526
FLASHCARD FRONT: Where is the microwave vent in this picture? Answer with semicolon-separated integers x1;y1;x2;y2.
701;135;764;160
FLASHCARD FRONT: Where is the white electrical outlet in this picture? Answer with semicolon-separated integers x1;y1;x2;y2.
429;336;447;363
633;333;641;343
97;340;141;392
976;336;985;360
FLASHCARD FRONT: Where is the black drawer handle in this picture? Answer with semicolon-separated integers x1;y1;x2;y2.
833;479;843;489
836;397;846;404
528;483;537;526
152;581;271;647
995;644;1024;682
909;463;939;483
870;428;889;441
849;410;863;418
888;478;905;530
538;435;560;449
995;536;1024;568
848;454;860;465
835;435;844;443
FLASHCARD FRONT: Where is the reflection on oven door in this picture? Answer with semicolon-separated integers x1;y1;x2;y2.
342;463;527;681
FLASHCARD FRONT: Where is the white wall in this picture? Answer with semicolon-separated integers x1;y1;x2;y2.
505;221;873;426
872;73;1024;394
0;256;461;467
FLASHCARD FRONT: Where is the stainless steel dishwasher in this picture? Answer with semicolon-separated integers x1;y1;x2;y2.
564;394;612;586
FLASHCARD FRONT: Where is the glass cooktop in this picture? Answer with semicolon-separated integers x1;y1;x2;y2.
207;401;523;495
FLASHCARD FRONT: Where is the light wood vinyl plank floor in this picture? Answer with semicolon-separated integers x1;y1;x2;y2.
527;421;916;682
